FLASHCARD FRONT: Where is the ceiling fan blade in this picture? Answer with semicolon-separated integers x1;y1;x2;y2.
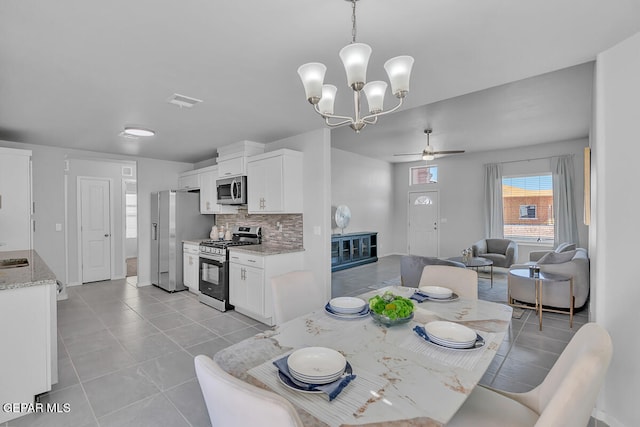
432;150;466;155
393;153;422;156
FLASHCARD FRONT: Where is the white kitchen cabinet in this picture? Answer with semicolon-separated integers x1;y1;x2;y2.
199;166;237;214
0;282;56;423
0;147;32;250
247;149;303;214
228;249;303;326
178;170;200;190
216;140;265;178
183;242;200;294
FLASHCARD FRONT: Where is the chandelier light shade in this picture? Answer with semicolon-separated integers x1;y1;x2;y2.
297;0;414;133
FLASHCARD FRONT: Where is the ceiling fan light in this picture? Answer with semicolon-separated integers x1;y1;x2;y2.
318;84;337;115
339;43;372;90
384;55;414;97
422;153;435;161
363;81;387;113
298;62;327;104
123;126;155;137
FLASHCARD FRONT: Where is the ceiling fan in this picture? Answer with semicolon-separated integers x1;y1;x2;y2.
394;129;465;160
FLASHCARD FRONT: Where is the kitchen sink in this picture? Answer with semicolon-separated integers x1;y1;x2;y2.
0;258;29;269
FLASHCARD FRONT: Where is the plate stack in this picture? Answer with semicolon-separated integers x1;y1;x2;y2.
287;347;347;385
424;321;477;349
325;297;369;319
419;286;453;299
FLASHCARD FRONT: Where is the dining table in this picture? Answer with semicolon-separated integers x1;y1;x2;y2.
213;285;512;426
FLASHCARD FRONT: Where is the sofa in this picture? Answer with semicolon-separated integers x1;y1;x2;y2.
508;247;589;310
400;255;465;288
472;238;518;268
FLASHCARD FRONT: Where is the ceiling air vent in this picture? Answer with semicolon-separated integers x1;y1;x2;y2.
166;93;203;108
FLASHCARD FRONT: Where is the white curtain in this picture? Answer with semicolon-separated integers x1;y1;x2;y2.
552;155;579;245
484;163;504;238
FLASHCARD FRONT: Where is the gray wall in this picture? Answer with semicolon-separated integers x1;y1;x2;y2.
0;139;193;288
331;148;395;256
268;129;332;301
66;158;137;284
391;138;589;259
593;30;640;427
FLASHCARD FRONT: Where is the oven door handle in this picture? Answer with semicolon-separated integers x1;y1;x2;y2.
199;253;226;264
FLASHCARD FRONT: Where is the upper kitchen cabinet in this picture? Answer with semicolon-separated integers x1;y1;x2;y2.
199;166;237;215
247;149;303;214
216;140;265;178
177;169;200;191
0;147;32;250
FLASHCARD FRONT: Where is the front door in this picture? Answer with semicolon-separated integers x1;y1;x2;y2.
408;191;439;257
80;178;111;283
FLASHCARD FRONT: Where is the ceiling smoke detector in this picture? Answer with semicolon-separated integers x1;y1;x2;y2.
166;93;203;108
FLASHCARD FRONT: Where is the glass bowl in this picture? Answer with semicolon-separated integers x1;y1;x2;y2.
369;311;414;327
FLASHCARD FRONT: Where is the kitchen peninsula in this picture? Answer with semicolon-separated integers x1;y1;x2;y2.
0;250;58;423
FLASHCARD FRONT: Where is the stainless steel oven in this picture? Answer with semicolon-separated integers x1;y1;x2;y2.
198;226;261;312
198;251;232;312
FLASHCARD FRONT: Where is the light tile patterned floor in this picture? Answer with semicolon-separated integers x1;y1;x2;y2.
4;255;602;427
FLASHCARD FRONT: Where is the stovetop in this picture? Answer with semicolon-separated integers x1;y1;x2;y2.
200;240;256;249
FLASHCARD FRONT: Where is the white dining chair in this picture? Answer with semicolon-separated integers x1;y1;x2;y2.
419;265;478;299
446;322;613;427
194;354;304;427
271;270;325;324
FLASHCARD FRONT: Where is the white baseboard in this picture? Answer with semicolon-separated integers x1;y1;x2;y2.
66;281;82;287
136;281;151;287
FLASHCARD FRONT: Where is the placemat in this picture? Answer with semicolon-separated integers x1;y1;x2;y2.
399;331;497;371
249;355;387;427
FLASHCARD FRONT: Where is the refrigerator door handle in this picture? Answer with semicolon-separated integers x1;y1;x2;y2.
152;222;158;240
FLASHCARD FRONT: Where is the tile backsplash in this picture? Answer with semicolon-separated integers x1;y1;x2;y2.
215;212;303;248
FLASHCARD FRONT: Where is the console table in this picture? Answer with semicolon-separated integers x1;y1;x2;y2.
331;232;378;272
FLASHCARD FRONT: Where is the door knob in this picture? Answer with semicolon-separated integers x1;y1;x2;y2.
104;234;110;237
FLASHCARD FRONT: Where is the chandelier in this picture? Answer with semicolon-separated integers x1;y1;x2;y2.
297;0;414;133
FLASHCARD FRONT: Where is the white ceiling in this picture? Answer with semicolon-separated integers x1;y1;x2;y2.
1;1;639;163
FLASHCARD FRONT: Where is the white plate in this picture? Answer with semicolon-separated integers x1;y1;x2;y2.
287;347;346;381
329;297;367;314
424;321;477;345
324;304;370;319
419;286;453;299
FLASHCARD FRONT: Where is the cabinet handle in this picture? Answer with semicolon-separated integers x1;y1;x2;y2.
248;259;256;263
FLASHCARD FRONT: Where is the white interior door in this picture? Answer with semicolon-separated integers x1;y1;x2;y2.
408;191;439;257
80;178;111;283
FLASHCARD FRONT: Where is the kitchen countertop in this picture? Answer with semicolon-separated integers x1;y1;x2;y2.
0;250;57;291
229;244;305;256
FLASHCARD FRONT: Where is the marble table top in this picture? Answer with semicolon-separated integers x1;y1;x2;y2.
214;286;512;426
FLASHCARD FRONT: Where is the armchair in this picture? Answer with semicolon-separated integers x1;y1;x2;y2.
472;238;518;268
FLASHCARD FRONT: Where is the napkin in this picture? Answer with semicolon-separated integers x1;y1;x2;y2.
409;291;429;303
273;355;356;401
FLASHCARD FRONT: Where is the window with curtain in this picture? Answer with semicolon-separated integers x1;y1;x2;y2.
502;174;554;243
410;165;438;185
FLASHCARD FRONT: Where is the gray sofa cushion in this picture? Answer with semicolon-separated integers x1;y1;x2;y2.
539;250;577;265
555;242;577;253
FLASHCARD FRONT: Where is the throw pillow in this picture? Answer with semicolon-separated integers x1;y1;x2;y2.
538;250;577;265
554;242;577;253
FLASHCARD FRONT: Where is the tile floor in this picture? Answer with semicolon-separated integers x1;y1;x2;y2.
5;255;601;427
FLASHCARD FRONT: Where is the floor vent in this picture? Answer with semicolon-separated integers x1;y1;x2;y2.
166;93;203;108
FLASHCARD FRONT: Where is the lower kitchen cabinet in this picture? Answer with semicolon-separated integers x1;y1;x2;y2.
229;249;303;326
183;242;200;294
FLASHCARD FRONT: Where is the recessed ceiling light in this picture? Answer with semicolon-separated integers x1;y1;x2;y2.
123;126;155;137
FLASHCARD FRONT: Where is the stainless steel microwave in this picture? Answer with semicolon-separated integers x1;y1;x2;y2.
216;175;247;205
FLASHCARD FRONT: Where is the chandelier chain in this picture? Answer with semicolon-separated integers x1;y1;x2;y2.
351;0;357;43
